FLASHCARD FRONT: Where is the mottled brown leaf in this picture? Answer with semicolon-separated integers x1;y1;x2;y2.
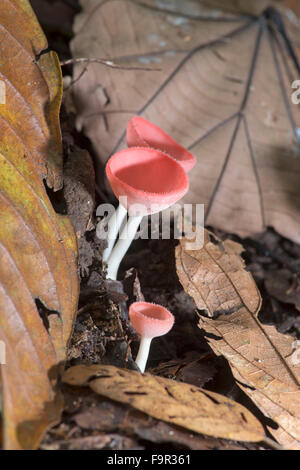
0;0;79;449
63;364;265;443
175;230;300;449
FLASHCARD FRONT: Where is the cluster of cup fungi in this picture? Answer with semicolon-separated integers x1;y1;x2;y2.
103;116;196;373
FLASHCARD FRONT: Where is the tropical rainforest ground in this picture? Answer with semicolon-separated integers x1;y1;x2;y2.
26;0;300;450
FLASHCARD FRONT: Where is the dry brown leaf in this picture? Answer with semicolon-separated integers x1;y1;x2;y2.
60;383;260;450
71;0;300;243
0;0;79;449
63;364;266;443
175;230;300;449
71;403;244;450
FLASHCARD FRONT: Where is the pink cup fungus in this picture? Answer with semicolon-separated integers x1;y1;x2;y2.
129;301;174;373
104;147;189;280
106;147;188;215
127;116;196;173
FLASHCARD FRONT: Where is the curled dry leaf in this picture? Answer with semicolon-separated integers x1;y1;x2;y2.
63;364;265;443
0;0;79;449
175;230;300;449
71;0;300;243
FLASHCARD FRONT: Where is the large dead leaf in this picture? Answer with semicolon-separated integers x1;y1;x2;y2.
175;230;300;449
71;0;300;243
63;364;266;443
0;0;79;449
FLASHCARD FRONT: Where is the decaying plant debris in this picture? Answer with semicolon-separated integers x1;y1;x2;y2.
0;0;299;451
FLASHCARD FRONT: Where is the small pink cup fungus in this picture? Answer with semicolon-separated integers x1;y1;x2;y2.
129;301;174;373
127;116;196;173
105;147;189;280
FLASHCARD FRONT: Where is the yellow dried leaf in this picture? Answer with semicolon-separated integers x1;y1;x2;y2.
63;364;265;443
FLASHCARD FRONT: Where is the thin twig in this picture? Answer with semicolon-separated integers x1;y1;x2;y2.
64;65;88;90
60;57;161;71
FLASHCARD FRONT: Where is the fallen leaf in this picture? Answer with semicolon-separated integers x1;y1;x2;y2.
0;0;79;449
175;230;300;449
63;364;266;443
71;0;300;243
62;389;257;450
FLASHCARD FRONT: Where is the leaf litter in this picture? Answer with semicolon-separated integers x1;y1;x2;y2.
176;229;300;449
63;364;266;443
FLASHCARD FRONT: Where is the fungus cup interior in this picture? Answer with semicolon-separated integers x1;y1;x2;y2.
127;116;196;172
129;302;174;338
106;147;189;215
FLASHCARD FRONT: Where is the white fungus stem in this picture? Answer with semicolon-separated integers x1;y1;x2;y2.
135;336;152;373
106;214;143;280
102;204;127;262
